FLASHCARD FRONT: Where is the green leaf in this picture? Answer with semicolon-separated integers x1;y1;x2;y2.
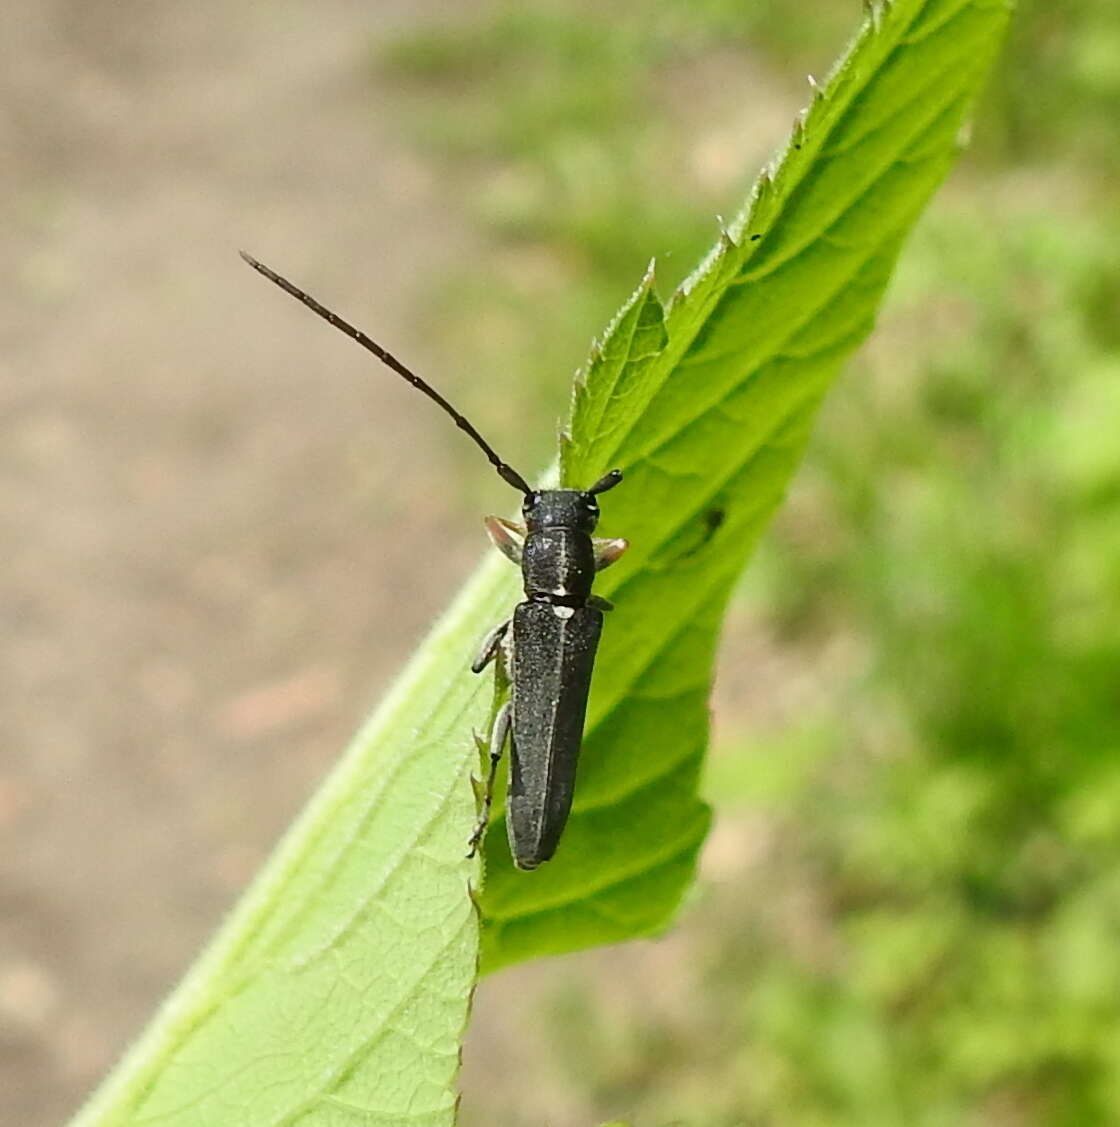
482;0;1012;972
70;1;1011;1123
70;562;518;1127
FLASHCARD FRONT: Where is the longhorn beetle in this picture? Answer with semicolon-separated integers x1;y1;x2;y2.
241;252;628;870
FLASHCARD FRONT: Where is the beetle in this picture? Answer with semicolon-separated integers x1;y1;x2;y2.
241;252;628;869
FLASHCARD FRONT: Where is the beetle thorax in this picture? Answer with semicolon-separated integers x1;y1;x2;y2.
520;491;597;605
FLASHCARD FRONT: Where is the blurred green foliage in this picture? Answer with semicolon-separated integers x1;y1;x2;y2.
377;0;1120;1122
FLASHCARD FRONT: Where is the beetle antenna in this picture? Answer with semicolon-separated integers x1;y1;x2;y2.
240;251;533;496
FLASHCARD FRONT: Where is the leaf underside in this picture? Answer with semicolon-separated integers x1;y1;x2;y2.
70;2;1011;1125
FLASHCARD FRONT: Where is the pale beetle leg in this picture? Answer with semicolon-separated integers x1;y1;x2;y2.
467;700;512;858
471;618;510;674
484;516;526;565
593;536;629;571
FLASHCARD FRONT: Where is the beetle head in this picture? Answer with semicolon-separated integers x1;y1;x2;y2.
523;489;599;533
522;470;622;532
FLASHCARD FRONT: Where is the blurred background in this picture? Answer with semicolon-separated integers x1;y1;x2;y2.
3;0;1118;1124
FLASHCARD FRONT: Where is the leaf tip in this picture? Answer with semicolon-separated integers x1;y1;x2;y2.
466;879;484;911
791;111;806;150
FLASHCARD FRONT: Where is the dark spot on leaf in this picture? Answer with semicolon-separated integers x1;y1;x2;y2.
680;508;726;560
704;508;725;534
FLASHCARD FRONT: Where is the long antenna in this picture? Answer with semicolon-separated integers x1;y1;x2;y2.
240;251;533;496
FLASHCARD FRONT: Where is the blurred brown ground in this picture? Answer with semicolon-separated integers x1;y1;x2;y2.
0;2;501;1121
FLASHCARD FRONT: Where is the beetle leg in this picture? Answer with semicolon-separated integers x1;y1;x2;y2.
593;536;629;571
484;516;526;565
471;617;510;674
587;594;614;612
467;700;512;858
